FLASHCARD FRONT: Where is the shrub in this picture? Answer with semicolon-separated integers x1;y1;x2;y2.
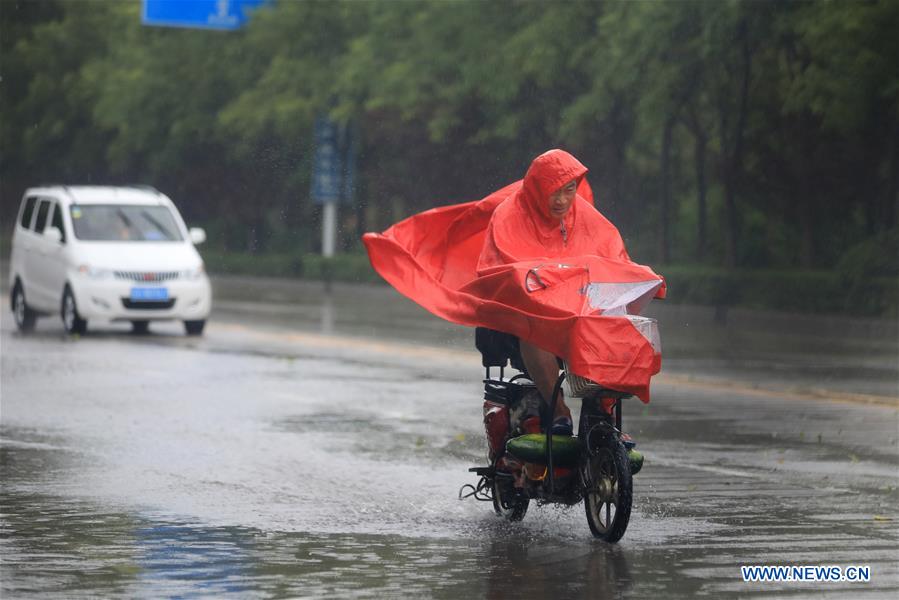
201;250;382;284
200;251;896;317
660;264;895;317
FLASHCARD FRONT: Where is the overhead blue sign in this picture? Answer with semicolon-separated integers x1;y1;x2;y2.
142;0;267;31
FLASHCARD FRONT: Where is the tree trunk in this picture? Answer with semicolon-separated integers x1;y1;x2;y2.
659;117;675;264
798;190;814;268
720;18;752;269
886;121;899;230
608;97;629;222
722;177;739;268
694;131;708;262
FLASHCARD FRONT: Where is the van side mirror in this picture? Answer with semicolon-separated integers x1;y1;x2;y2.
189;227;206;245
45;227;63;245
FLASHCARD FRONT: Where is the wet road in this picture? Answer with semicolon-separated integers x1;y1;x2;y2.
1;276;898;598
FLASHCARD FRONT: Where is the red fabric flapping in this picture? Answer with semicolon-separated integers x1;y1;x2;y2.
362;150;665;401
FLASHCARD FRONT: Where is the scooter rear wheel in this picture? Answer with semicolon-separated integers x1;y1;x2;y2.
582;433;632;542
492;473;529;522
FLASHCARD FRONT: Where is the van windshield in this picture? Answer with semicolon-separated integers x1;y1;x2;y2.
69;204;183;242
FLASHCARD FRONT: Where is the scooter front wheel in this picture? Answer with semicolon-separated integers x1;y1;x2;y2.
492;473;529;522
582;434;632;542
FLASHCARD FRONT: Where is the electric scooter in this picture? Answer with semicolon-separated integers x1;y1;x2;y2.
460;328;642;543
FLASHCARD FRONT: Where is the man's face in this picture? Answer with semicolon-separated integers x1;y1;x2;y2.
548;179;577;220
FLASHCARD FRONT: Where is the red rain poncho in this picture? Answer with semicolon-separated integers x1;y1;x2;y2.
362;149;665;400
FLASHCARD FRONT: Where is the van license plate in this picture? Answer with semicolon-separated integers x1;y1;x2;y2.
130;287;168;301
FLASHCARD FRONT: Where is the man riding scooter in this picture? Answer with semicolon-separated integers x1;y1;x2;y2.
475;149;641;435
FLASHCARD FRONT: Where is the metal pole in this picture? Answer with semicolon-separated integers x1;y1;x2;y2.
546;372;566;496
322;200;337;257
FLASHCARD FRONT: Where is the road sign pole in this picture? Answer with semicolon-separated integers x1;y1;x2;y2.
322;200;337;258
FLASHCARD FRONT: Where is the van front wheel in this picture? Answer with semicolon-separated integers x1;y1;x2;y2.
12;282;37;333
61;286;87;335
184;320;205;336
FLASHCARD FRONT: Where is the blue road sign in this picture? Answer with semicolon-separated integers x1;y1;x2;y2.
142;0;267;31
312;117;342;204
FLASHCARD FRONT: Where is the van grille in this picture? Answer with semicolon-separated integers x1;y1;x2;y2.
114;271;180;282
122;299;176;310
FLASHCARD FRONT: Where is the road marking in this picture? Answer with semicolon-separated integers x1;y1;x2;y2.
649;458;764;479
214;322;477;364
656;373;899;408
212;322;899;408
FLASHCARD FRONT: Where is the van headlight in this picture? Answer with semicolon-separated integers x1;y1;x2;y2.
182;265;205;281
77;264;113;279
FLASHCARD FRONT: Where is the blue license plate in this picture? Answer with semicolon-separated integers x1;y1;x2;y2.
130;287;169;301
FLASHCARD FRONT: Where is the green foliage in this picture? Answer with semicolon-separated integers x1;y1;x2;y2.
835;230;899;316
201;250;381;284
199;250;897;317
2;0;897;318
662;265;744;307
783;0;899;134
662;264;897;317
836;230;899;280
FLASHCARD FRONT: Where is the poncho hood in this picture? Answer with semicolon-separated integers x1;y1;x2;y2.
521;148;588;226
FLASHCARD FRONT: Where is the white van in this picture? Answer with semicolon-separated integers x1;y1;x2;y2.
9;185;212;335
